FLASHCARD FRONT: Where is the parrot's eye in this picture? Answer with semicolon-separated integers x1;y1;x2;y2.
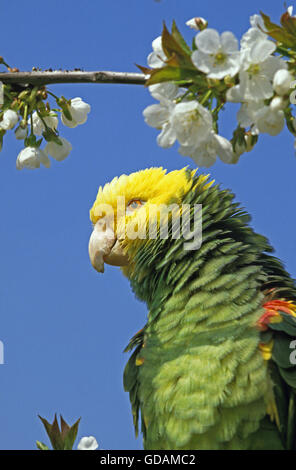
128;199;144;209
126;199;145;214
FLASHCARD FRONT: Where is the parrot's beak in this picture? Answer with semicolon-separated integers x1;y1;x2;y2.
88;219;129;273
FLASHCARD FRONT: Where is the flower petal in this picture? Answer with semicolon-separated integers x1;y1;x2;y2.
250;14;265;30
195;28;220;54
143;104;170;128
249;39;276;63
157;122;176;148
261;56;287;81
214;134;235;163
241;28;266;51
38;149;51;168
149;82;179;101
221;31;239;53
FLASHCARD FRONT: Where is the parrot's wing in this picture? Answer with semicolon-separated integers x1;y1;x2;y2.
260;308;296;449
123;328;146;438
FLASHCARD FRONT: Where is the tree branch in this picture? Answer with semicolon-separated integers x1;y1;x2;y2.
0;70;148;86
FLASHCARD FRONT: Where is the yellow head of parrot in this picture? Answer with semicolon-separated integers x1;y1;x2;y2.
88;167;211;274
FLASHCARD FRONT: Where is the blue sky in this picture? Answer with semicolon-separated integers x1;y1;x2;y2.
0;0;295;450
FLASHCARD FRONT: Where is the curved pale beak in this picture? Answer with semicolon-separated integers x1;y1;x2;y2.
88;219;129;273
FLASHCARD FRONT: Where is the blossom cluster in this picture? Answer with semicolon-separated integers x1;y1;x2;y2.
143;8;296;167
0;68;90;170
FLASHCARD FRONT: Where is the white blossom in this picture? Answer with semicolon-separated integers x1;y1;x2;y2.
227;33;287;102
186;17;207;31
236;100;284;136
273;69;294;96
147;36;166;68
144;83;214;151
171;100;213;147
0;110;18;130
16;147;50;170
143;83;179;148
179;131;234;167
77;436;98;451
14;125;28;140
61;97;91;128
30;111;58;136
255;106;285;136
45;137;72;161
192;29;241;79
145;83;187;148
236;101;264;128
240;14;266;51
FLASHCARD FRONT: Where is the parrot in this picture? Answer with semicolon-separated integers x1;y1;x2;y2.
88;167;296;450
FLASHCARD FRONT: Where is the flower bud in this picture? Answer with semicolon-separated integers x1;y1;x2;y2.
45;137;72;161
16;146;50;170
0;109;18;130
186;17;208;31
273;69;294;96
77;436;98;451
30;111;58;136
61;97;91;128
270;96;286;111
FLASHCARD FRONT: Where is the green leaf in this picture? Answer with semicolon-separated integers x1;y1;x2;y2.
36;441;49;450
63;417;81;450
42;128;62;145
38;414;65;450
260;11;296;47
38;414;81;450
162;23;195;68
57;98;72;121
280;11;296;35
146;66;197;86
171;20;192;56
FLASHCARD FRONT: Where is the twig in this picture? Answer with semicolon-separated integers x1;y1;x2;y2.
0;70;148;86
